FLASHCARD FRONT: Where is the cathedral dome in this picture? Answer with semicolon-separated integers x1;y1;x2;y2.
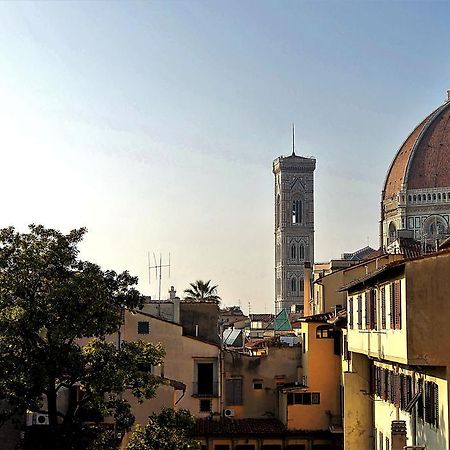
383;95;450;201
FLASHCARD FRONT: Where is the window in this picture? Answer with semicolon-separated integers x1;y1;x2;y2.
413;195;416;202
417;379;424;420
137;321;150;334
275;194;281;228
357;295;362;329
381;287;386;329
214;446;230;450
291;244;297;259
370;289;377;330
287;392;320;405
235;446;255;450
253;381;263;390
408;195;412;202
438;193;442;201
379;431;384;450
196;362;216;396
299;278;304;292
292;199;302;224
286;446;306;450
390;281;401;330
425;381;439;428
428;194;432;201
199;399;212;412
226;378;243;405
299;243;305;259
348;297;354;329
291;277;297;293
316;325;334;339
433;193;437;201
365;291;370;329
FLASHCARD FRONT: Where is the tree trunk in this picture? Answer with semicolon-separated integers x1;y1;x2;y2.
47;379;58;426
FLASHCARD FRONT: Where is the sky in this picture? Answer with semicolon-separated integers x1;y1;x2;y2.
0;1;449;313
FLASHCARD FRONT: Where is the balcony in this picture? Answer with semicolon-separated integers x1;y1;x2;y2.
192;381;219;397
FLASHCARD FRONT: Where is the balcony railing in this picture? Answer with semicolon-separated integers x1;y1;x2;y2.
192;382;219;397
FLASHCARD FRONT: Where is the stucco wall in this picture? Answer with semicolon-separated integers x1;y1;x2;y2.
224;346;300;418
407;251;450;366
343;353;373;450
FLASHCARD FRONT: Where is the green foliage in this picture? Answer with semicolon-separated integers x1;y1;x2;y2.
183;280;221;303
0;225;165;448
126;408;200;450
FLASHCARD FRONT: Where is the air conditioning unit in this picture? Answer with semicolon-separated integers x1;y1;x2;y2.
223;409;235;417
26;412;49;426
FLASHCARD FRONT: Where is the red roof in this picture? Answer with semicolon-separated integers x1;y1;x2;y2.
383;100;450;200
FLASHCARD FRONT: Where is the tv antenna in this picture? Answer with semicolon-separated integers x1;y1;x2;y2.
148;252;171;301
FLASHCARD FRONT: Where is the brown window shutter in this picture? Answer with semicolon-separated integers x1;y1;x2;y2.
390;283;395;329
386;370;390;401
417;379;424;419
395;280;402;329
434;383;439;428
349;297;354;328
381;287;386;329
357;295;362;329
371;289;377;329
395;373;401;407
365;292;370;329
399;374;404;409
380;369;385;400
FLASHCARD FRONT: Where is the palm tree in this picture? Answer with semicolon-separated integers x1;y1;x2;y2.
183;280;221;303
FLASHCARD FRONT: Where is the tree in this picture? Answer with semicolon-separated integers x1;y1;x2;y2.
0;225;165;449
183;280;221;303
126;408;200;450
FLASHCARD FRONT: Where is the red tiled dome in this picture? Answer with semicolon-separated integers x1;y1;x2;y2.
383;99;450;200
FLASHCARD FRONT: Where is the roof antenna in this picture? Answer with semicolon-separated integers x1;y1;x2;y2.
291;123;296;156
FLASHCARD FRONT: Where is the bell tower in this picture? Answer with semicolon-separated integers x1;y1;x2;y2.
273;129;316;314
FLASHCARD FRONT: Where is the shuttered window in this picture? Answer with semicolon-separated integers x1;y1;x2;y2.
381;287;386;329
371;289;377;330
357;295;362;329
389;283;395;329
394;280;402;329
226;378;243;405
417;379;424;420
348;297;354;328
425;381;439;428
365;292;370;329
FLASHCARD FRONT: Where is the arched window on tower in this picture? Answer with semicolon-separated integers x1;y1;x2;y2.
275;194;280;229
291;244;297;260
292;199;303;224
299;278;304;292
299;243;305;260
388;222;397;244
291;277;297;293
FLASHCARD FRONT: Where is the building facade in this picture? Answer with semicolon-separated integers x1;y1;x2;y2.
381;91;450;250
342;249;450;450
273;146;316;314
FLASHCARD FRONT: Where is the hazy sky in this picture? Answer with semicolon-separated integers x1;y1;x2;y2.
1;1;449;313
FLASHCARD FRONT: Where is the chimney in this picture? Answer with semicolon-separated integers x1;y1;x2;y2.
391;420;407;450
447;89;450;101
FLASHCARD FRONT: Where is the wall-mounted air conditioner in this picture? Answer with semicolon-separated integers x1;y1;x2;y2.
26;412;49;426
223;408;235;417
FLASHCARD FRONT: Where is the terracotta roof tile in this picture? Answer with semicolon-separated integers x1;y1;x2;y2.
383;100;450;200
